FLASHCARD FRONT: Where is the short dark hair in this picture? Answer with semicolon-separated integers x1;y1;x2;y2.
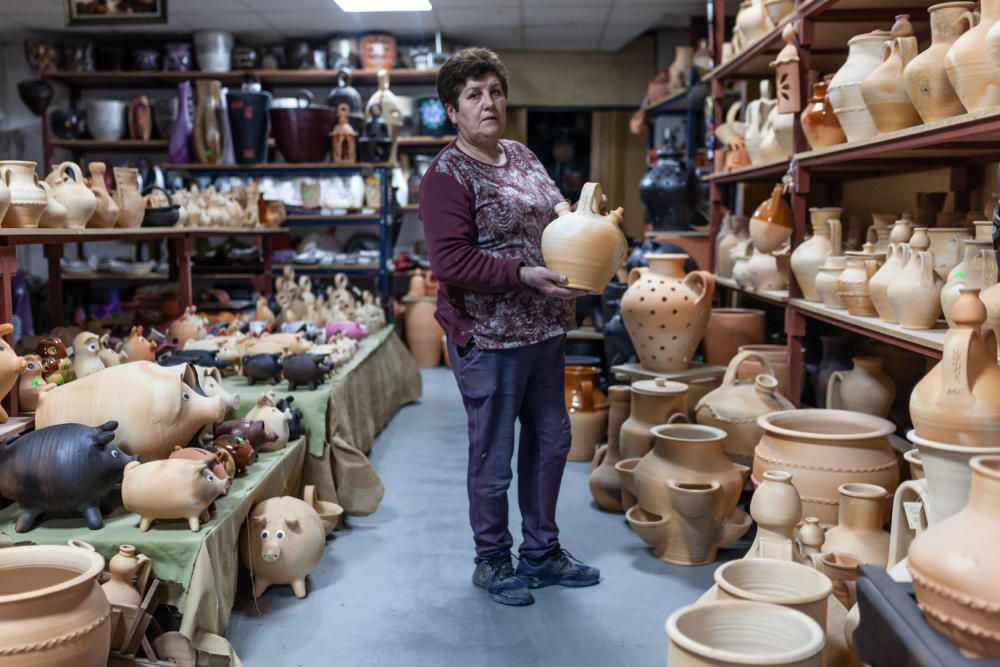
436;47;509;110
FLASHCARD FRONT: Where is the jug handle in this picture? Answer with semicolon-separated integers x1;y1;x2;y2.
683;270;716;305
919;250;935;286
666;412;690;424
61;161;85;184
591;443;608;472
722;349;778;388
134;553;153;597
982;248;998;284
580;380;595;412
627;266;648;286
826;371;845;410
577;182;603;216
303;484;317;509
959;9;979;31
828;217;842;257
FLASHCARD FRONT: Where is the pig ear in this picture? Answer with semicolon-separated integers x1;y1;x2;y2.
283;515;301;532
193;461;210;476
251;515;266;530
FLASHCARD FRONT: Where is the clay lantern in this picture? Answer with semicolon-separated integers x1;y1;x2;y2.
770;22;802;113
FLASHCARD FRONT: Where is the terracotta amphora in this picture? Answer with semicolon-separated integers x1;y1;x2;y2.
904;2;975;122
753;409;899;526
941;239;997;326
826;356;896;418
735;343;791;395
0;541;110;667
542;182;627;294
791;209;841;301
746;470;803;561
800;79;846;150
820;483;891;567
948;0;1000;112
0;160;46;228
868;241;910;322
908;455;1000;658
113;166;144;228
861;16;923;133
746;247;789;291
617;378;688;461
621;253;714;372
886;248;942;329
702;307;765;366
44;161;97;229
815;256;848;308
101;544;152;607
588;385;630;512
749;183;793;253
86;161;119;228
564;365;609;462
829;30;890;142
714;559;833;635
837;242;885;317
695;350;794;466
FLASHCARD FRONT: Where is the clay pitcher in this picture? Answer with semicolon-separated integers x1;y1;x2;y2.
948;0;1000;112
829;30;890;142
837;242;885;317
791;209;841;301
588;385;630;513
86;162;119;228
821;483;891;566
37;181;68;228
746;470;803;560
861;16;923;133
101;544;152;607
886;248;942;329
868;241;910;322
113;167;144;228
815;255;848;308
44;161;97;229
904;2;975;122
193;79;225;165
799;78;846;150
0;160;47;228
716;214;749;279
827;356;896;418
564;365;609;462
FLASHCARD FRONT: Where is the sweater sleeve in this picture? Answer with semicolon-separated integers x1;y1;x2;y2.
419;166;524;293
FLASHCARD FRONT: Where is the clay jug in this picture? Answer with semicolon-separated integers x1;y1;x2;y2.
101;544;152;607
193;79;225;165
542;182;627;294
37;181;68;228
821;483;891;567
588;385;630;512
695;350;794;466
861;16;923;133
868;241;910;322
565;365;609;462
908;455;1000;658
886;248;942;329
749;183;793;253
731;240;754;289
904;2;975;122
734;0;772;50
811;335;853;408
44;161;97;229
703;307;766;366
815;256;848;308
910;288;1000;445
746;247;789;291
791;209;841;301
744;81;777;163
926;227;971;279
889;216;914;244
868;212;895;251
941;239;997;326
0;160;46;228
746;470;804;561
617;378;688;461
668;46;694;94
735;343;791;395
405;300;444;368
716;214;748;278
113;167;144;228
948;0;1000;112
837;242;885;317
829;30;889;142
757;107;794;161
827;356;896;418
621;254;714;372
800;79;846;150
86;162;119;228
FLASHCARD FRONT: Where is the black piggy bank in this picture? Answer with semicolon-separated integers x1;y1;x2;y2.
0;421;136;532
160;349;227;369
283;353;333;391
276;396;305;440
242;353;283;385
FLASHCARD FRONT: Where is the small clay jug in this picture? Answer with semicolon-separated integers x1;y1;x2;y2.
749;183;793;253
113;167;144;228
837;242;886;317
861;15;922;133
791;209;841;301
886;247;942;329
588;385;630;513
44;161;97;228
0;160;47;228
86;162;119;228
904;1;975;122
101;544;152;607
822;483;891;567
565;365;609;462
716;214;749;278
37;181;68;228
941;239;997;326
868;241;910;322
745;470;803;561
815;256;848;308
800;78;846;150
827;356;895;418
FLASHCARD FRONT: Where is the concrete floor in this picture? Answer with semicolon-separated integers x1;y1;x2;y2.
227;368;739;666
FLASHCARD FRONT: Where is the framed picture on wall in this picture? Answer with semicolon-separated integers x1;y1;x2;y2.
65;0;168;26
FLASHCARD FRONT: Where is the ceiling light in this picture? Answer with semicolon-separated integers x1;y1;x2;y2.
335;0;432;11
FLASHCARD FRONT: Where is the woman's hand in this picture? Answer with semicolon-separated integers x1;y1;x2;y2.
519;266;588;299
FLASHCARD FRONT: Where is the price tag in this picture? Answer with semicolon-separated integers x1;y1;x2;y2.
904;501;924;531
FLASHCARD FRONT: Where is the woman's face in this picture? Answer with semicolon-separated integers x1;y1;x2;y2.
446;73;507;144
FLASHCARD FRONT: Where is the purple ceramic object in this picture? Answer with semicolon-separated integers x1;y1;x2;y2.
168;81;193;164
325;320;368;340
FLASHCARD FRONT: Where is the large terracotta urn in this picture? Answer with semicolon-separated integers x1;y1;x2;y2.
44;161;97;229
836;242;885;317
800;79;846;150
861;15;923;133
702;308;766;366
829;30;890;142
886;246;942;329
565;365;609;462
0;160;46;228
588;385;630;512
621;253;714;372
826;355;896;417
86;162;118;228
822;483;891;566
0;541;111;666
542;182;627;294
753;409;899;525
716;214;749;278
948;0;1000;112
868;241;910;322
749;183;793;253
617;378;688;461
791;208;841;301
941;238;997;326
113;166;144;228
903;1;974;122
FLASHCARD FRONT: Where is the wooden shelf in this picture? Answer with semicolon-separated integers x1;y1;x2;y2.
62;271;168;281
397;135;454;147
272;262;380;275
707;158;790;184
0;417;34;439
284;214;380;226
646;85;708;117
715;275;790;306
164;162;392;173
567;326;604;341
50;139;169;151
186;227;287;236
43;68;439;89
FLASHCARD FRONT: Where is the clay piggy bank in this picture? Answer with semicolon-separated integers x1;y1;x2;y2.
0;421;136;532
98;333;126;366
169;445;232;492
246;392;293;451
17;354;45;412
119;326;157;362
122;458;227;531
195;366;240;414
72;331;106;379
214;434;256;474
166;306;207;347
0;325;26;423
35;361;226;462
213;418;277;451
259;332;313;354
37;334;67;378
283;353;333;391
239;493;327;598
242;353;283;385
159;349;227;369
277;396;306;441
325;320;368;340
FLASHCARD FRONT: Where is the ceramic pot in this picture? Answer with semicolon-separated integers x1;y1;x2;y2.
908;455;1000;657
0;542;110;666
837;242;885;317
735;344;790;395
44;161;96;229
618;378;688;461
925;227;971;279
714;559;833;633
800;79;847;149
868;242;910;322
811;335;853;408
829;30;890;142
746;470;803;560
695;351;794;466
791;209;841;301
621;254;714;372
565;365;609;462
112;167;144;228
703;308;766;366
889;216;914;244
84;99;126;141
749;183;794;253
862;16;923;133
815;256;848;308
239;493;326;598
753;409;899;526
227;89;272;164
86;163;118;228
948;0;1000;112
638;145;698;231
542;182;627;294
826;356;895;417
886;249;943;329
941;239;997;326
904;2;975;122
101;545;152;607
193;80;225;165
716;215;749;278
405;300;444;368
271;95;337;163
588;385;630;512
360;32;396;70
0;161;46;228
904;448;925;480
746;248;789;291
666;600;825;667
193;31;233;72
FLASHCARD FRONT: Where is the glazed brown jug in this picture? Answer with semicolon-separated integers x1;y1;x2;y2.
749;183;793;253
588;385;630;513
565;365;609;462
800;78;846;150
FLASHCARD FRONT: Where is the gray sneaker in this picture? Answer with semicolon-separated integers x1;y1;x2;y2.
472;552;534;606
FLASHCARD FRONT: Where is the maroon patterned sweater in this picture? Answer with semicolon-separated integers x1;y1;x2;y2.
419;139;575;349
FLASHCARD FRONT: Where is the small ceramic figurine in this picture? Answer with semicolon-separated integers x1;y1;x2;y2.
121;458;228;532
357;104;394;163
169;445;232;492
214;434;256;474
242;352;284;385
194;366;240;415
72;331;106;379
283;353;333;391
119;326;157;362
36;334;67;380
245;392;293;451
17;354;45;412
97;333;126;366
331;102;357;165
213;418;278;451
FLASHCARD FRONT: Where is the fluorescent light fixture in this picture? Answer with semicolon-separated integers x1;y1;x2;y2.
335;0;432;11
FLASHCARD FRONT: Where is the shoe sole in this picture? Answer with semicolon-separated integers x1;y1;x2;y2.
473;579;535;606
518;575;600;590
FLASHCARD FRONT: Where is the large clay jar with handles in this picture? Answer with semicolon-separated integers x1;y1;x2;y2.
791;208;841;301
861;16;923;133
829;30;889;142
886;248;942;329
948;0;1000;112
588;385;630;512
0;160;46;228
621;253;714;372
542;181;627;294
826;356;896;418
868;241;910;322
44;161;97;229
565;365;609;462
904;2;974;122
113;166;145;228
86;162;119;228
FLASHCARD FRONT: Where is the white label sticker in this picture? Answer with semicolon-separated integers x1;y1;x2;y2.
904;501;924;531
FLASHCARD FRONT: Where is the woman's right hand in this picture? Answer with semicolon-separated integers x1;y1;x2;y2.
519;266;587;299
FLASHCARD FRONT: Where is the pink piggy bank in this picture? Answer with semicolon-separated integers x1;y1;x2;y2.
239;494;326;598
325;321;368;341
122;458;227;532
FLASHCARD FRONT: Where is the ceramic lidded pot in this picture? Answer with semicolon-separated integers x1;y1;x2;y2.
588;385;630;513
815;255;848;308
113;166;144;228
903;2;975;122
837;242;885;317
861;15;923;133
941;239;997;326
101;545;152;607
702;307;766;366
868;241;910;322
829;30;890;142
564;365;609;462
953;0;1000;112
821;483;891;566
800;78;846;150
749;183;794;253
44;161;96;229
791;208;842;301
617;378;688;461
0;160;47;228
886;244;943;329
86;161;118;228
542;182;627;294
621;253;714;372
826;356;896;418
638;143;698;231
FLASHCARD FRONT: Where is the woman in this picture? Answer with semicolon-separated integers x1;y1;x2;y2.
419;48;600;607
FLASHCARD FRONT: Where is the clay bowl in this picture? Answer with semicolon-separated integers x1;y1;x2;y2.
270;106;336;163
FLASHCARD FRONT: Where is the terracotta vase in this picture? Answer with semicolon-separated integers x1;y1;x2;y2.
926;227;972;279
0;160;46;228
956;0;1000;111
815;256;848;308
941;239;997;326
837;242;886;317
405;300;444;368
695;350;794;466
811;335;853;408
908;455;1000;657
746;470;802;561
904;2;975;122
861;16;923;133
86;162;118;228
714;559;833;634
542;182;627;294
826;356;896;418
113;166;144;228
753;409;900;525
702;307;766;366
565;365;609;462
621;254;714;372
666;600;825;667
193;79;225;165
43;161;96;229
617;378;688;461
588;385;630;512
868;242;910;322
735;343;790;395
101;544;152;607
0;541;111;666
746;247;789;291
749;183;794;253
886;248;943;329
791;209;842;301
829;30;890;142
618;423;751;565
821;483;891;566
800;79;847;149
